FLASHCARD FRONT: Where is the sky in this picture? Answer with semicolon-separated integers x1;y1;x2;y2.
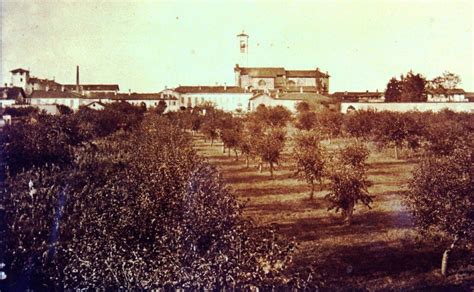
1;0;473;93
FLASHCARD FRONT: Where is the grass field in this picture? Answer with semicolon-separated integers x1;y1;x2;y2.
193;135;473;290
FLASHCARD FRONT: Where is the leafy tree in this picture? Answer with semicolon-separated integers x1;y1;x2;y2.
292;130;326;199
400;71;427;102
295;111;317;131
267;106;292;128
325;142;373;225
342;109;378;141
3;106;38;117
315;110;343;141
428;71;461;101
384;77;402;102
372;112;417;159
57;104;73;115
254;128;287;179
338;141;369;170
155;100;168;115
405;146;473;276
295;101;310;113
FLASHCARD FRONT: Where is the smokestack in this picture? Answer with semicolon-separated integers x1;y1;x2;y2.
76;65;80;92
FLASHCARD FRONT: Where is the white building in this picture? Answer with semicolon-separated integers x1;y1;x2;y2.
165;86;253;113
112;93;179;112
250;91;333;112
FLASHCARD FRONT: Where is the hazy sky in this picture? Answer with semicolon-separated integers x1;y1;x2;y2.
1;0;473;93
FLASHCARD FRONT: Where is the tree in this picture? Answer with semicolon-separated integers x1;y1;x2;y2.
295;101;310;114
155;100;167;115
405;146;473;276
2;115;295;289
428;71;461;101
384;77;402;102
295;111;317;131
292;130;326;199
57;104;73;115
254;128;286;179
325;142;373;225
266;106;292;128
400;71;427;102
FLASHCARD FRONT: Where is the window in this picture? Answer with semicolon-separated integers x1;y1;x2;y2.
201;97;205;103
20;78;23;82
195;97;199;105
180;97;185;104
258;79;266;86
287;80;296;86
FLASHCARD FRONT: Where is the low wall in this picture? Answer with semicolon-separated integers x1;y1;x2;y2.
340;102;474;113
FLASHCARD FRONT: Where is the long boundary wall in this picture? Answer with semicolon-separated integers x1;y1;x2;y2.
340;102;474;113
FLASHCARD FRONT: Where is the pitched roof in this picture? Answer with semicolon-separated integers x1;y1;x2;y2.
331;91;383;99
29;90;82;99
286;86;320;93
63;84;120;91
114;93;178;100
0;87;27;99
28;77;61;87
234;67;286;78
427;88;466;95
286;70;329;78
10;68;29;74
250;92;332;101
174;86;248;94
234;66;330;78
465;92;474;102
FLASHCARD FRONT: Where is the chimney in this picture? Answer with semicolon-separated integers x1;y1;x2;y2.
224;82;227;91
76;65;80;92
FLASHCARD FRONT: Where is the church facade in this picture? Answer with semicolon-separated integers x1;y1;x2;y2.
234;65;330;94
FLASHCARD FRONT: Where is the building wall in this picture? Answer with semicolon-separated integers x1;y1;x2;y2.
340;102;474;113
250;95;300;112
427;94;467;102
287;77;316;86
124;99;179;112
181;92;253;112
11;72;29;90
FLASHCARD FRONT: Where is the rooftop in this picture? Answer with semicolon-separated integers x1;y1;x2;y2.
174;86;248;94
63;84;120;91
10;68;29;74
235;65;330;78
29;90;82;99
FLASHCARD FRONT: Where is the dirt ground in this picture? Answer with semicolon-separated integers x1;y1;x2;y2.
193;135;474;291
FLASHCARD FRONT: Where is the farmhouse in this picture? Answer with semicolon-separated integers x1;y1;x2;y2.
112;93;179;112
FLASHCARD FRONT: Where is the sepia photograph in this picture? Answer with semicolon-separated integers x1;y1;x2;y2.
0;0;473;290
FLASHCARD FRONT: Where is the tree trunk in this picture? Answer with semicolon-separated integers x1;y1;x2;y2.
310;181;315;200
211;138;214;146
234;149;238;161
441;235;459;277
269;162;274;179
246;155;249;168
258;159;263;173
394;145;399;160
319;179;323;191
228;149;231;157
222;144;226;153
343;203;354;225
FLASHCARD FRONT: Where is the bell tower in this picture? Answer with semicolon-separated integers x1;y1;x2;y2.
237;31;249;66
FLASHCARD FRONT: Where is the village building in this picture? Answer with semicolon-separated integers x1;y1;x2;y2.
426;88;469;102
234;65;330;94
112;92;179;112
163;86;254;113
0;87;27;108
